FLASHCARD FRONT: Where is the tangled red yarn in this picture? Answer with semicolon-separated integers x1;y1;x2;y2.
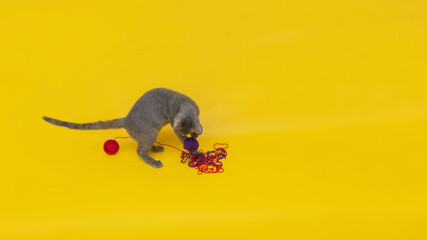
180;143;228;175
106;137;228;175
155;142;228;175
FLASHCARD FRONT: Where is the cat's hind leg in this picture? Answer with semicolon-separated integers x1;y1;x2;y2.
134;131;163;168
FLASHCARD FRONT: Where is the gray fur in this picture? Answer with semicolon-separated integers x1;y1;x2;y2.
42;116;125;130
43;88;203;168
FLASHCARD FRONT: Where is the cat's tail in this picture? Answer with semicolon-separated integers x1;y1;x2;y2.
42;116;126;130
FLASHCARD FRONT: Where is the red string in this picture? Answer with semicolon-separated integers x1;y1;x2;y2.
156;141;228;175
114;136;132;140
114;137;228;174
180;144;228;175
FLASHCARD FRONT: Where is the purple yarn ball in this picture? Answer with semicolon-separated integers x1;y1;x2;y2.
183;138;199;153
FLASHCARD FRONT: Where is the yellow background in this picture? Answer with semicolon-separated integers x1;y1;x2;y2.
1;0;427;239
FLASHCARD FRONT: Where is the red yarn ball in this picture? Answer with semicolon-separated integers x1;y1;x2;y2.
104;139;119;155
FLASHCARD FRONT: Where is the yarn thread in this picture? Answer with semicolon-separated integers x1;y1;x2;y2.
109;137;228;174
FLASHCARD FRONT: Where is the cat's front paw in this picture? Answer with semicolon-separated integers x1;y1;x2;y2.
152;160;163;168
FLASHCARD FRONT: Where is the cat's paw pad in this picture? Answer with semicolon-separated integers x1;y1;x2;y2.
151;145;164;153
152;160;163;168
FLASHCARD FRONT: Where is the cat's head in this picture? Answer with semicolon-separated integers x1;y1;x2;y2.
173;113;203;138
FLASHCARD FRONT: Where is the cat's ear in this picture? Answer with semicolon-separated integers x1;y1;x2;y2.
173;113;184;131
193;121;203;135
173;117;182;131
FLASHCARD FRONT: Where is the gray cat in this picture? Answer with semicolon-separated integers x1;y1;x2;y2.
43;88;203;168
